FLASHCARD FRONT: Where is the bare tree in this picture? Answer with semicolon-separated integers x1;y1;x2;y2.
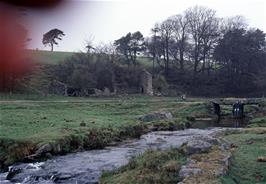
85;35;95;53
93;42;118;64
200;16;220;75
146;24;166;74
220;16;247;33
159;19;174;76
185;6;218;80
168;14;189;72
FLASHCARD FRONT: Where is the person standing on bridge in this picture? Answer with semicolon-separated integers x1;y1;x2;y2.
232;101;245;127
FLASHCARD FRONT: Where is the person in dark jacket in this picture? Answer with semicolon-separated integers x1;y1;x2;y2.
232;101;245;127
212;102;221;124
232;101;244;118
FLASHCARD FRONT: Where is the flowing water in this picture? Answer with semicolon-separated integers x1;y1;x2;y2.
0;128;231;184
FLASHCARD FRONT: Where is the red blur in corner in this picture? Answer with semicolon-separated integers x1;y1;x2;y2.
1;0;63;9
0;5;32;92
0;0;65;92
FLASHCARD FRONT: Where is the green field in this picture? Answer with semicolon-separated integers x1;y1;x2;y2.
25;50;75;64
25;49;154;67
0;96;176;141
0;95;208;142
0;95;208;167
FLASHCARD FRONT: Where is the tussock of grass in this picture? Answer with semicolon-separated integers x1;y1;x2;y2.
100;149;186;184
0;139;35;166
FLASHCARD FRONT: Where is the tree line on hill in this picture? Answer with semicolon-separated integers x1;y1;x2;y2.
112;6;266;96
1;6;265;97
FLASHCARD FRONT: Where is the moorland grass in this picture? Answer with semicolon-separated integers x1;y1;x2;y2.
0;95;206;142
220;132;266;184
0;95;204;168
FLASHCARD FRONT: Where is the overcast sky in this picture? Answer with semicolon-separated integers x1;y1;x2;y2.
24;0;266;52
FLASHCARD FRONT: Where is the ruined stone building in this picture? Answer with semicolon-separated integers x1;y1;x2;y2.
48;70;153;96
140;70;153;96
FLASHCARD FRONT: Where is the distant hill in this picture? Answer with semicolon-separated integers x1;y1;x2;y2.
25;50;76;64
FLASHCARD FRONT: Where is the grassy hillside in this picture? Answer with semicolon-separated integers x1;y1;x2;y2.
25;49;154;67
25;49;76;64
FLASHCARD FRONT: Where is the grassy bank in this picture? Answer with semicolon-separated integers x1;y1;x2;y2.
99;129;266;184
100;148;186;184
25;50;75;64
0;95;208;168
25;50;154;67
220;130;266;184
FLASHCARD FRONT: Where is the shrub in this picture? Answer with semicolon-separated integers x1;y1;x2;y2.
153;74;169;93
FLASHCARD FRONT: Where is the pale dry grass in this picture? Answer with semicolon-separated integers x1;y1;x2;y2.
182;146;230;184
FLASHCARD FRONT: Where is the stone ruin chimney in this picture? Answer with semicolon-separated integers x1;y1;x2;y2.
140;70;153;96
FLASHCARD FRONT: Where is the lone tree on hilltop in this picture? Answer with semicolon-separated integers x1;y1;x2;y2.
42;29;65;51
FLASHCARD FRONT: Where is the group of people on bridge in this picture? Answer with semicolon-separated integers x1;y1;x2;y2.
212;101;245;126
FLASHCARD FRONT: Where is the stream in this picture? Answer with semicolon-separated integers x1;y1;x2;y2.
0;128;231;184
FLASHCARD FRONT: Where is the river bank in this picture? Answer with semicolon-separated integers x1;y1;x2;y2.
100;127;266;184
1;95;265;183
1;128;235;184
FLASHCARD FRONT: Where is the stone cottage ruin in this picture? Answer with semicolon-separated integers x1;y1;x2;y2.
48;70;153;96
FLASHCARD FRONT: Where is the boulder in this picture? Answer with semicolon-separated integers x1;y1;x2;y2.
178;132;233;183
6;167;22;180
139;111;173;122
35;143;53;156
184;139;212;155
52;143;62;153
193;135;220;145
